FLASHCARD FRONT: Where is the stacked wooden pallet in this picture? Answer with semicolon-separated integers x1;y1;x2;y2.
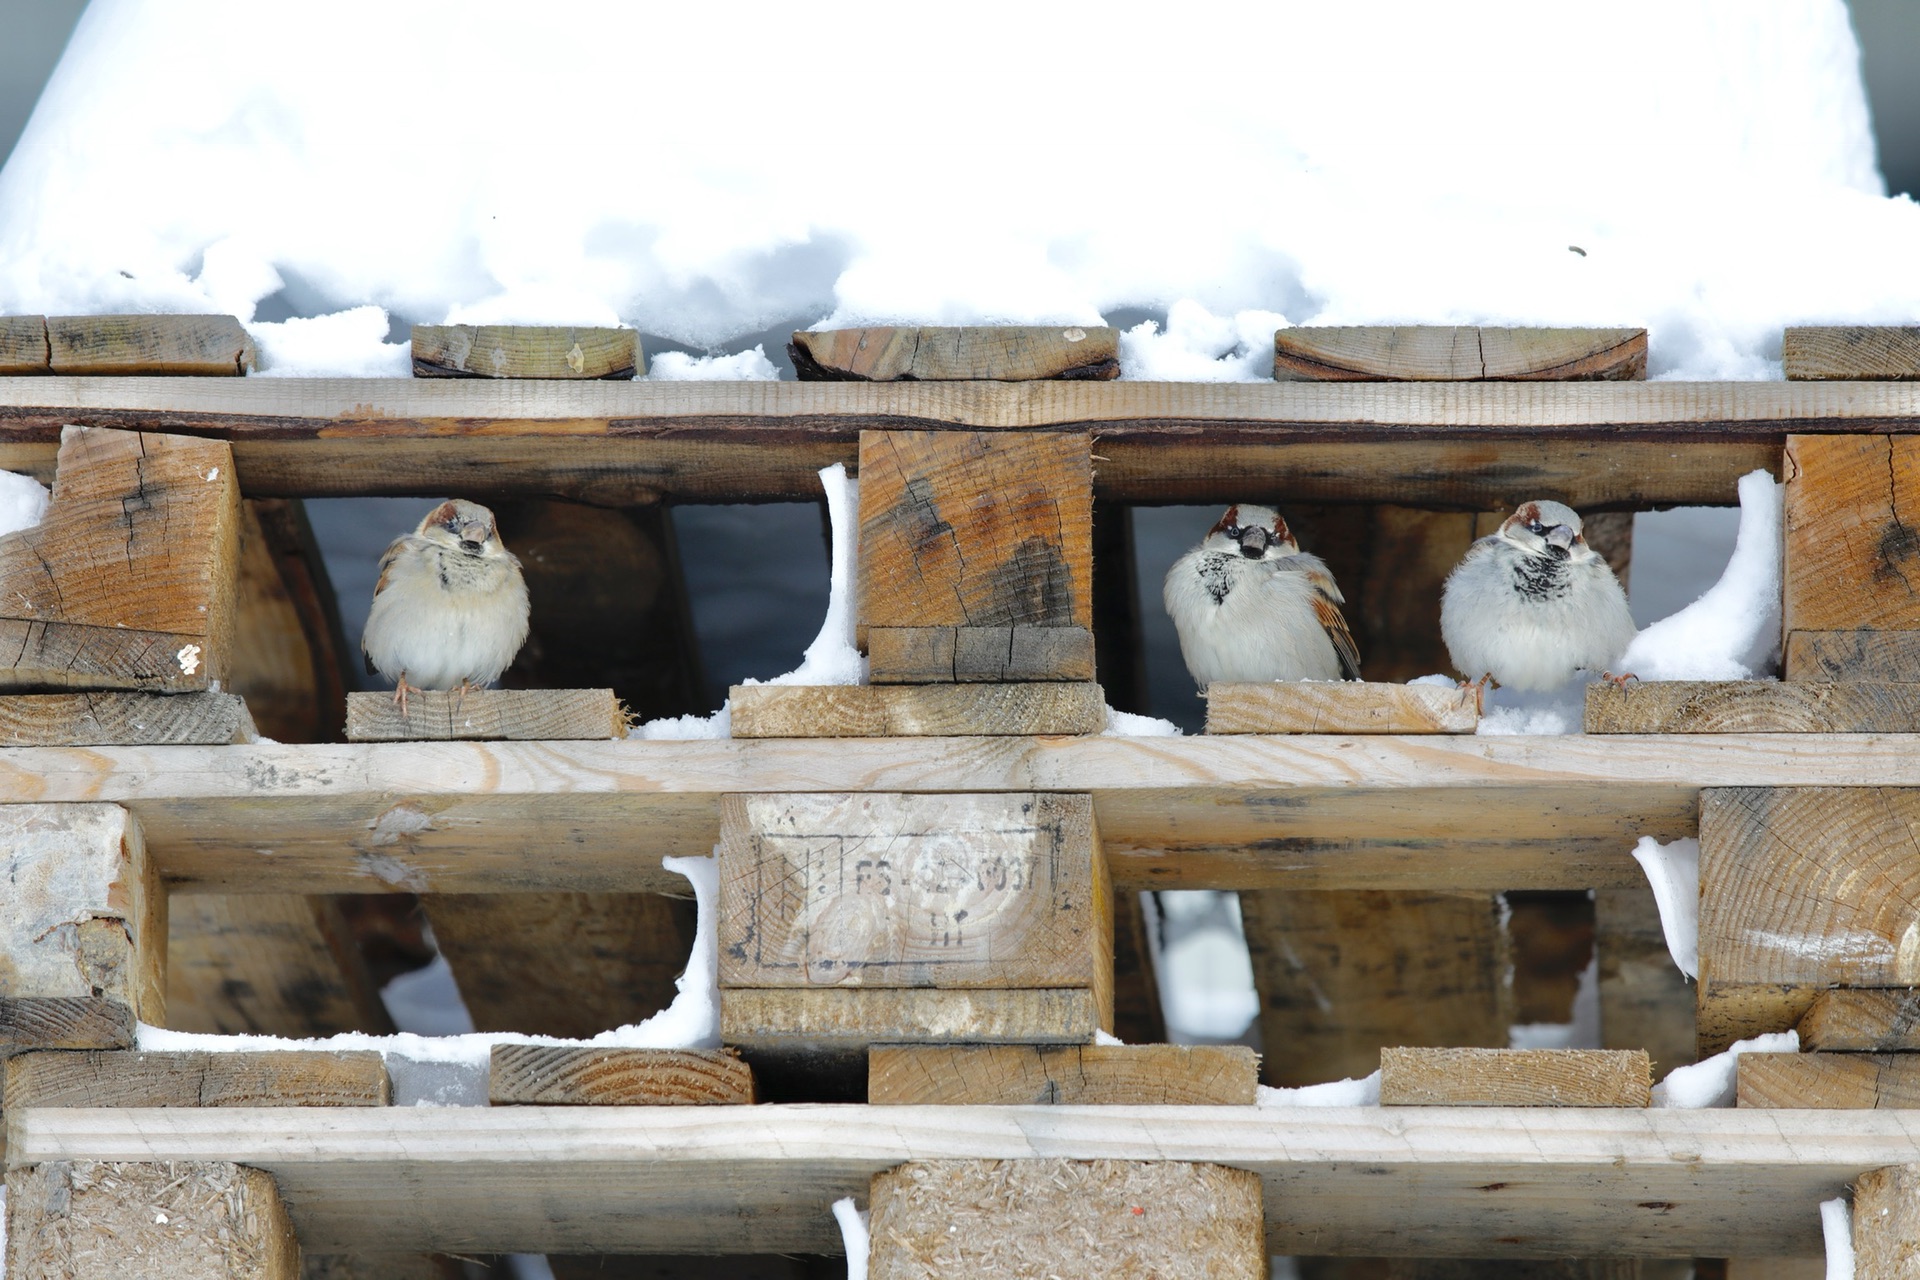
4;317;1920;1278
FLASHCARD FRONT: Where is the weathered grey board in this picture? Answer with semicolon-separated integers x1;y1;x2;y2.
1783;326;1920;380
1585;680;1920;732
46;313;256;375
0;691;255;746
4;1049;390;1108
1379;1047;1651;1107
728;681;1104;737
866;625;1097;683
0;314;48;373
1274;326;1646;381
345;688;627;741
867;1044;1258;1106
0;998;135;1056
791;326;1119;381
411;325;639;379
488;1046;756;1106
1207;681;1477;733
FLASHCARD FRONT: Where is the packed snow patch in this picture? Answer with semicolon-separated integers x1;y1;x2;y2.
1258;1071;1382;1108
648;346;781;381
1823;1197;1855;1280
1650;1030;1798;1107
1632;836;1701;979
0;469;49;537
1104;707;1183;737
252;306;408;377
834;1198;871;1280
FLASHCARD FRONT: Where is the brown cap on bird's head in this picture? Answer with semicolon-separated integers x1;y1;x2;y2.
1501;499;1584;552
419;498;500;549
1211;503;1296;558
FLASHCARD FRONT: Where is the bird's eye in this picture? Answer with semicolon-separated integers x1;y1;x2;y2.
1527;521;1547;535
1224;525;1240;538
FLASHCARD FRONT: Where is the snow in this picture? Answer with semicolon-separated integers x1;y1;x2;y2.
1650;1030;1798;1107
0;469;49;536
649;347;781;382
1257;1071;1382;1108
1632;837;1702;980
1155;891;1261;1042
834;1197;871;1280
0;3;1906;381
1510;956;1601;1050
1103;707;1183;737
1823;1197;1855;1280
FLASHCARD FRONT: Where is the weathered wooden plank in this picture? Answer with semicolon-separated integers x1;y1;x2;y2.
1784;630;1920;682
1585;680;1920;732
1379;1047;1651;1107
0;692;254;746
867;1044;1258;1106
1275;327;1647;382
345;688;627;741
5;1049;389;1108
718;792;1109;992
0;1000;135;1056
1784;434;1920;636
0;315;48;374
865;625;1096;684
868;1158;1264;1280
1207;681;1477;734
165;895;395;1038
46;313;256;376
14;1105;1920;1258
1855;1164;1920;1280
229;497;347;745
1783;326;1920;381
1735;1052;1920;1108
1797;989;1920;1051
1595;887;1697;1081
0;426;241;692
857;430;1094;659
721;988;1103;1055
791;325;1118;382
412;324;639;379
488;1047;755;1106
728;681;1105;737
3;1159;298;1278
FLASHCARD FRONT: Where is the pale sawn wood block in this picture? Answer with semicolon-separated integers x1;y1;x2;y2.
0;691;255;746
345;688;627;741
1379;1047;1651;1107
1585;680;1920;732
867;1044;1257;1105
45;313;256;375
1736;1052;1920;1109
488;1046;756;1106
1798;989;1920;1051
1274;326;1646;381
727;681;1104;737
1207;680;1476;733
1783;326;1920;380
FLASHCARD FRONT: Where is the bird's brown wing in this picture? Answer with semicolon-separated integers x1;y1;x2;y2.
1301;564;1363;680
364;534;413;674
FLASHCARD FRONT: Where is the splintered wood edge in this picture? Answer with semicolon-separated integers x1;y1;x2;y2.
1378;1047;1652;1107
1206;681;1477;734
488;1046;757;1105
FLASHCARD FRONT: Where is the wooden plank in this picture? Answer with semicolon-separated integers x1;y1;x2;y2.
229;498;346;745
1586;680;1920;732
1784;631;1920;681
0;1000;135;1055
345;688;626;741
1275;326;1646;382
1206;681;1477;734
865;625;1096;683
14;1105;1920;1258
721;988;1102;1054
0;315;48;374
790;325;1118;381
488;1047;755;1106
1854;1164;1920;1280
1783;434;1920;636
0;426;240;692
718;792;1108;992
164;895;395;1037
3;1159;297;1278
857;430;1094;659
46;313;256;375
1735;1052;1920;1108
1783;326;1920;380
1698;984;1823;1059
0;692;253;746
412;324;639;379
1595;887;1697;1082
1379;1047;1651;1107
867;1158;1264;1280
728;681;1104;737
867;1044;1258;1105
5;1049;389;1108
1797;989;1920;1050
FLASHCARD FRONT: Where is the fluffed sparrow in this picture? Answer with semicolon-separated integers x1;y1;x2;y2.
362;499;530;714
1163;503;1361;688
1440;498;1635;693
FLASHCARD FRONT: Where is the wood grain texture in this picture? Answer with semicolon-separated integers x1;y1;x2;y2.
719;792;1107;991
1584;680;1920;732
0;426;240;691
867;1044;1258;1105
412;325;639;379
229;497;345;745
1798;989;1920;1050
791;326;1118;381
865;625;1096;683
345;688;627;741
0;999;135;1055
1784;434;1920;634
857;430;1093;648
728;681;1105;737
164;895;394;1038
1698;984;1824;1059
488;1047;755;1105
45;314;256;375
1735;1052;1920;1108
868;1158;1263;1280
1854;1164;1920;1280
14;1105;1920;1258
0;315;48;374
1784;631;1920;682
1783;327;1920;381
1207;681;1477;734
1274;327;1646;382
3;1159;297;1280
0;692;254;746
1379;1047;1651;1107
721;987;1102;1053
1595;887;1697;1081
5;1049;389;1108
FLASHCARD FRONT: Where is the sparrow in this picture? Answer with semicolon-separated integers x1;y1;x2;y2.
1439;499;1636;694
362;499;530;714
1162;503;1361;689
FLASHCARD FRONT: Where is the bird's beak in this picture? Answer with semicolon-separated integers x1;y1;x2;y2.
1238;527;1270;558
1545;525;1575;551
457;522;490;553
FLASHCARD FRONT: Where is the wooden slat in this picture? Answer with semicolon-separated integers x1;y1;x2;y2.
1274;327;1646;381
1207;681;1476;733
5;1049;389;1108
865;625;1096;683
230;497;348;744
867;1044;1258;1105
1784;631;1920;682
1854;1164;1920;1280
728;681;1104;736
164;895;396;1038
0;998;135;1054
0;315;48;373
1379;1047;1651;1107
1783;326;1920;380
791;325;1118;381
1797;989;1920;1050
488;1047;755;1105
46;313;256;375
1595;887;1696;1082
13;1105;1920;1258
412;324;639;379
0;691;254;746
721;988;1102;1055
1585;680;1920;732
1736;1052;1920;1108
345;688;627;741
1784;434;1920;636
